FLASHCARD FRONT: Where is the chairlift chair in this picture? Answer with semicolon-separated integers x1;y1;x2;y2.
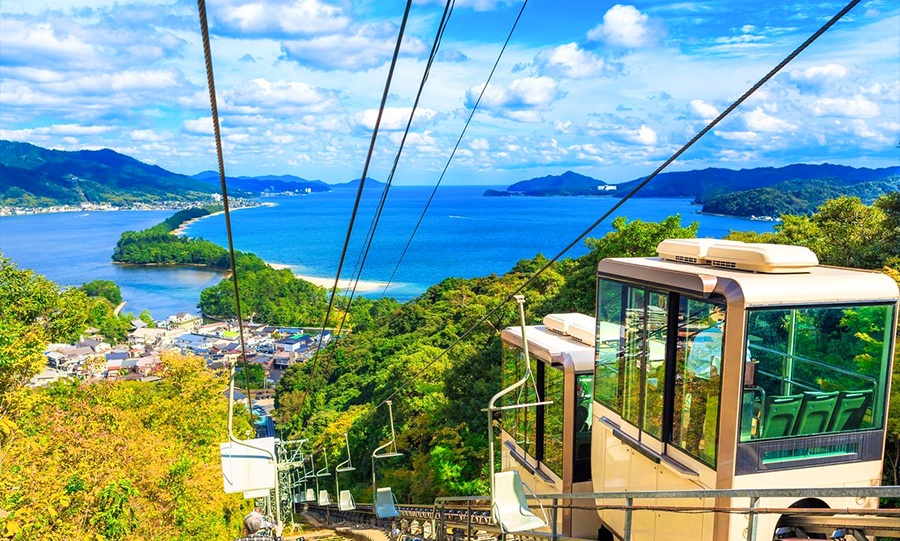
485;295;551;533
335;432;357;511
372;400;403;519
315;449;332;506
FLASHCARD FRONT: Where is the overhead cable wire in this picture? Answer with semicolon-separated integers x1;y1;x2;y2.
350;0;862;426
196;0;253;409
300;0;415;413
322;0;457;371
379;0;531;297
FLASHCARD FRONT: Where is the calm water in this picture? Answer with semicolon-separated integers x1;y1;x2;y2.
0;186;775;317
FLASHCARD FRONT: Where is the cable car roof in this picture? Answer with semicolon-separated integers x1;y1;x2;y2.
501;322;594;372
598;257;900;306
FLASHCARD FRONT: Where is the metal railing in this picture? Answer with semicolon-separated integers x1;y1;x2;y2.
432;486;900;541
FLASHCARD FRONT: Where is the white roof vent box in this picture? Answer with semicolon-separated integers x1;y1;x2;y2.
707;243;818;274
543;313;596;345
657;238;818;274
657;238;743;264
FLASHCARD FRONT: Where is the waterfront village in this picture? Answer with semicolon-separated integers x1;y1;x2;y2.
30;312;333;393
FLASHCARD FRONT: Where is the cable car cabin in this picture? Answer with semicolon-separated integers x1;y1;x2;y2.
499;313;600;538
591;239;898;541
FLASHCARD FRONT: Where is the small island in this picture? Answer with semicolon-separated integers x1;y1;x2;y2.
484;170;615;197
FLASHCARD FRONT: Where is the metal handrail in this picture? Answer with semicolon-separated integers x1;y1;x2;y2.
748;343;878;387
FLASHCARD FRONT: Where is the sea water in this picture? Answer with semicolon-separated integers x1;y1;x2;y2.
0;186;775;316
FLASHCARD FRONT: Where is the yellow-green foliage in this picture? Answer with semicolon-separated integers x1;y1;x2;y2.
1;352;251;540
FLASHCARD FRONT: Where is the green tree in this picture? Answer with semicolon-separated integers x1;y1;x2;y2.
81;279;122;305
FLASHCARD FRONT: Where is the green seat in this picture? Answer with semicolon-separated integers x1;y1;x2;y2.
760;395;803;439
826;389;872;432
792;391;839;436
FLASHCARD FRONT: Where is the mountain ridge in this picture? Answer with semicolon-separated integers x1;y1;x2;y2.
0;140;219;207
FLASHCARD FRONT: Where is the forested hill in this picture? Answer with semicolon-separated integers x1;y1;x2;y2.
192;171;331;194
485;170;609;196
701;176;900;217
0;140;219;207
615;162;899;199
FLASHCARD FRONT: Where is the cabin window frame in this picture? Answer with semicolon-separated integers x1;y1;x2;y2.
594;275;727;468
739;300;896;443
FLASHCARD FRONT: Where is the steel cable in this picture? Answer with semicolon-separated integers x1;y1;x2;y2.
349;0;862;427
300;0;415;413
196;0;253;409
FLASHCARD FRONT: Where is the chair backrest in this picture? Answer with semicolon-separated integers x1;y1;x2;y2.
492;470;546;533
761;395;803;439
793;391;838;436
305;488;315;502
827;389;872;432
374;487;399;518
339;489;356;511
318;490;331;506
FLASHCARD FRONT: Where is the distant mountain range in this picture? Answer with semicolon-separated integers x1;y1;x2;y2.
0;141;219;207
0;141;390;207
485;164;899;218
192;171;331;194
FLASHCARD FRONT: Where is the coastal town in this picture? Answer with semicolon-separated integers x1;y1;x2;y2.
0;195;276;216
31;311;333;392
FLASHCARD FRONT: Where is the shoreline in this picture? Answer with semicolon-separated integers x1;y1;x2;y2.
269;263;391;293
171;202;276;236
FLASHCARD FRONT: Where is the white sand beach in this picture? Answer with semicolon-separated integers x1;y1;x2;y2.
269;263;390;292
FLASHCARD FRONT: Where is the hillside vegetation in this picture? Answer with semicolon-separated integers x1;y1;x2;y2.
0;258;251;540
701;176;900;217
0;141;219;207
266;195;900;503
112;206;267;272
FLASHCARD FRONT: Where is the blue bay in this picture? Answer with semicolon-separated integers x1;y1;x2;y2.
0;186;775;317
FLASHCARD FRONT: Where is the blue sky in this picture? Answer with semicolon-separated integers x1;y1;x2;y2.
1;0;897;184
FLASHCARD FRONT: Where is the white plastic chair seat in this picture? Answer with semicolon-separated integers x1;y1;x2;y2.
305;488;315;502
374;487;399;518
339;489;356;511
492;471;546;533
318;490;331;506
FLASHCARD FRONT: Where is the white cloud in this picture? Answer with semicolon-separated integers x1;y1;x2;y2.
788;64;849;91
714;130;760;142
0;19;100;70
469;77;562;109
742;107;797;132
848;119;883;141
469;138;490;150
812;95;881;118
0;124;114;139
224;79;341;115
626;125;658;145
587;5;658;48
553;120;573;134
214;0;351;37
281;23;427;70
534;43;607;79
714;34;765;44
688;99;719;120
183;117;214;135
129;129;170;142
502;110;545;123
353;107;437;131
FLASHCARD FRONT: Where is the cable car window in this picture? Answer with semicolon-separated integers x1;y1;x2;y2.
595;279;644;426
742;303;894;443
643;291;669;440
543;366;565;476
573;374;593;482
671;298;724;466
501;344;538;459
